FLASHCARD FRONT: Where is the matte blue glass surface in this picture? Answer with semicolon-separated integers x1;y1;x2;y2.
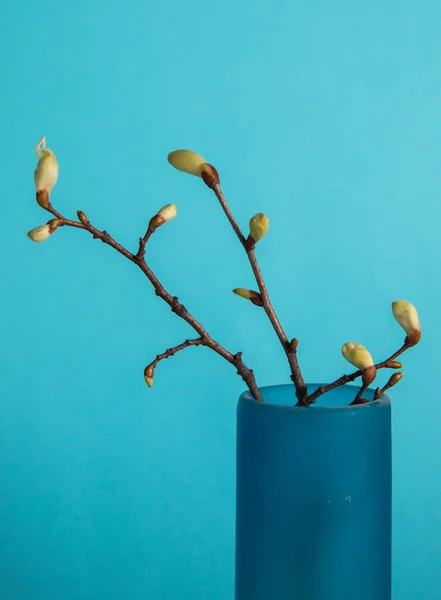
235;384;391;600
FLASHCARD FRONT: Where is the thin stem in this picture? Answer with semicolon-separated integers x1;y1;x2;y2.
247;247;306;398
375;373;404;400
306;342;410;404
211;183;307;403
349;383;368;405
134;260;261;398
44;203;263;402
136;226;155;260
211;184;246;245
47;206;135;261
148;338;204;371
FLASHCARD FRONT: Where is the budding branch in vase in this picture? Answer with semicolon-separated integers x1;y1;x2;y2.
28;139;422;407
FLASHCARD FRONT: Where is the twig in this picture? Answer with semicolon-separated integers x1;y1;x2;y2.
150;337;203;368
145;338;204;385
136;225;155;260
349;383;369;405
374;372;404;400
44;203;263;402
211;183;307;404
306;342;410;404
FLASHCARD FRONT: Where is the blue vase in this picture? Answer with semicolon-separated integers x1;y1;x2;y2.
235;383;392;600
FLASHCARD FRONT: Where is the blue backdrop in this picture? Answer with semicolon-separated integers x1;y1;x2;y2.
1;0;440;598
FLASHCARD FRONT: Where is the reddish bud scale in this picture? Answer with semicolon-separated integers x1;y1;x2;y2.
144;364;154;378
362;365;377;386
250;293;264;307
244;235;256;251
47;218;63;233
405;330;421;346
288;338;299;352
148;214;165;231
36;189;50;209
201;164;220;189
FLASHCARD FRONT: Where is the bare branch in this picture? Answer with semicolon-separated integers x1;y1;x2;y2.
145;338;203;386
374;372;404;400
43;202;263;402
349;383;369;405
150;337;203;368
210;183;307;403
136;226;155;260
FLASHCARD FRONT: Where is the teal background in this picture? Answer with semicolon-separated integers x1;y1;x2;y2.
1;1;440;599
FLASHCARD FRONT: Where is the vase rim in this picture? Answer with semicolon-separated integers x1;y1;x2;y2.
239;382;391;411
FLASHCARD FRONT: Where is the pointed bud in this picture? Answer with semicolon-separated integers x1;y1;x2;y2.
27;224;51;242
27;218;62;242
149;204;178;230
34;137;59;194
342;342;374;370
168;149;206;176
36;189;50;209
27;224;51;243
388;361;403;369
168;150;220;188
374;387;382;400
232;288;264;307
288;338;299;352
392;300;421;345
77;211;89;225
157;203;178;223
388;372;404;387
247;213;269;247
144;364;155;388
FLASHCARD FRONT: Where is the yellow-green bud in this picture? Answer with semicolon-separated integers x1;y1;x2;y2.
149;203;178;231
168;149;207;176
27;225;51;242
34;137;59;193
28;225;50;242
392;300;421;345
232;288;264;307
157;203;177;223
342;342;374;370
167;149;220;189
27;218;62;242
248;213;269;246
